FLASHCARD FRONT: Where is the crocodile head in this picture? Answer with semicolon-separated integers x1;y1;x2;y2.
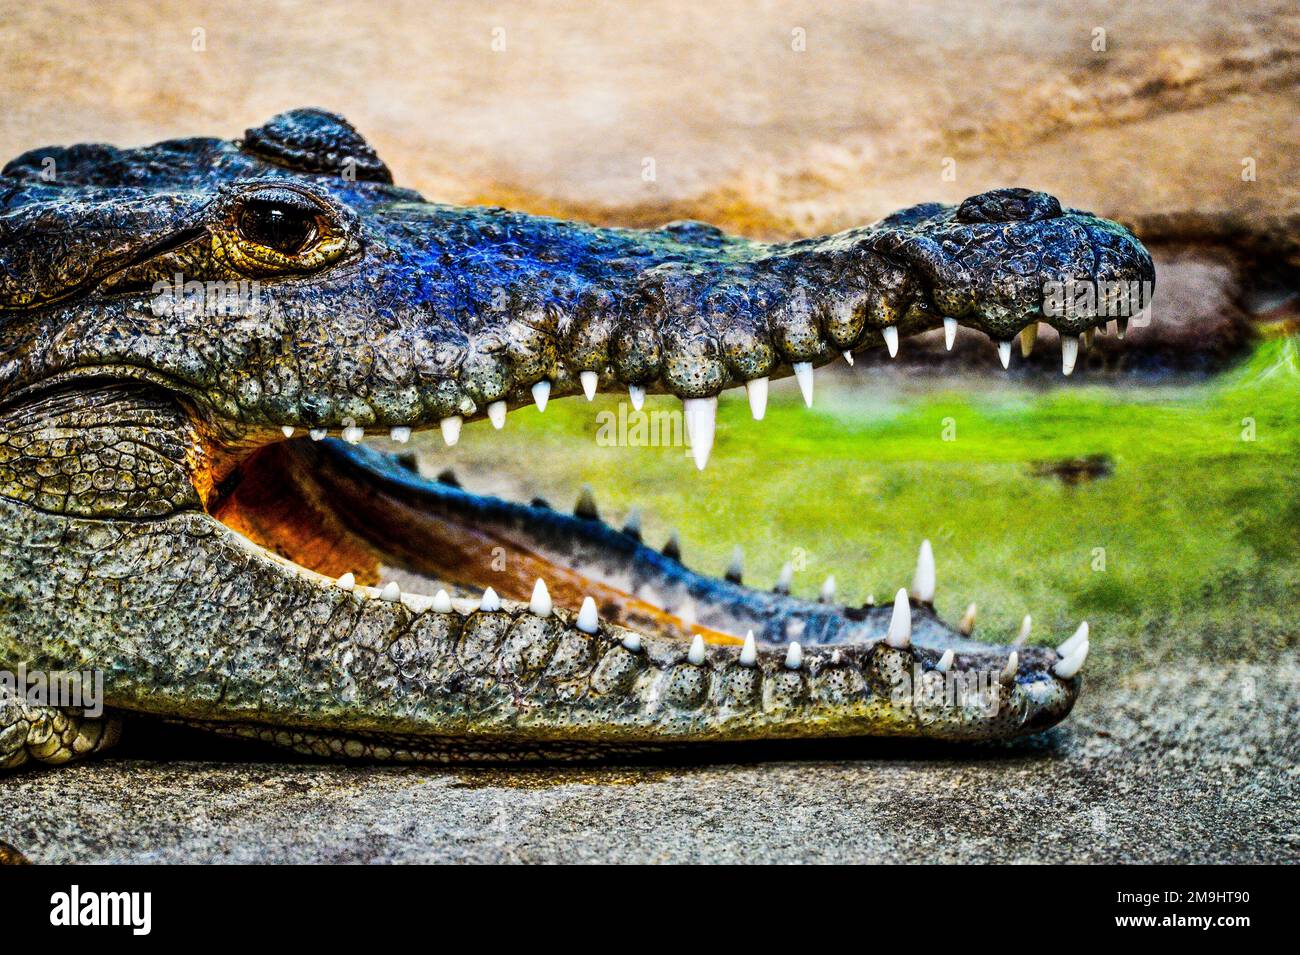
0;109;1150;764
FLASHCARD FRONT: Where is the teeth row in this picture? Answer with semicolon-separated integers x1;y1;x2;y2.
276;319;1113;452
324;567;1088;678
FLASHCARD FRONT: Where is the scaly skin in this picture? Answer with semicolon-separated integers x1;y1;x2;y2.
0;109;1151;766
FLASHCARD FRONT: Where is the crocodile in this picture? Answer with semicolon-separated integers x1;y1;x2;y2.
0;109;1151;767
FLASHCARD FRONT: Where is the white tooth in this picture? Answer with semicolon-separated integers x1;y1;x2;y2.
628;385;645;411
621;632;642;653
784;641;803;670
739;630;758;667
580;370;599;401
479;586;501;612
379;581;401;602
865;593;875;605
431;589;453;613
1001;651;1019;682
576;596;599;634
843;350;854;366
746;376;769;420
775;561;793;594
440;416;462;446
1116;317;1128;340
389;426;411;443
935;648;955;673
687;634;706;665
792;361;814;407
1056;620;1089;658
1020;322;1038;358
677;599;696;630
309;428;327;441
1013;614;1032;648
998;340;1012;369
335;572;355;591
1053;638;1089;679
528;579;552;616
1061;335;1079;376
726;545;744;582
882;325;899;358
622;507;642;537
959;602;977;636
280;425;296;438
910;539;935;603
886;588;912;648
820;575;836;603
342;424;364;443
942;317;957;351
683;396;717;471
532;379;551;412
487;401;507;430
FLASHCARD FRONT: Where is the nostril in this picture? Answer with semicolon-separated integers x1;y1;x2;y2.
956;188;1062;224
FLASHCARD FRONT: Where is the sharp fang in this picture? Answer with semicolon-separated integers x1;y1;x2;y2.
774;561;793;595
1116;317;1128;340
942;317;958;351
746;376;769;420
431;589;453;613
379;581;401;602
886;588;912;648
576;596;599;634
487;401;507;430
389;426;411;443
683;396;718;470
687;634;706;666
529;578;552;616
739;630;758;667
882;325;899;358
792;361;814;407
865;593;875;605
935;649;955;673
628;385;646;411
677;598;697;630
479;587;501;612
1053;638;1090;678
532;379;551;412
580;370;599;401
1013;614;1032;648
309;428;327;441
843;350;854;366
622;507;642;539
1061;335;1079;376
725;545;744;584
997;340;1012;369
335;572;355;591
911;539;936;603
1084;327;1095;350
280;425;295;438
1000;651;1019;683
574;483;599;520
663;529;682;561
1020;322;1038;358
819;575;836;603
784;641;803;670
958;601;977;635
1057;620;1089;658
621;632;642;653
440;416;462;446
342;424;364;443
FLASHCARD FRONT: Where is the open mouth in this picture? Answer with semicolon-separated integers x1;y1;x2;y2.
202;355;1093;740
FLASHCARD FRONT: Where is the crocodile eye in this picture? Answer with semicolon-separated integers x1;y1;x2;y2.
237;198;318;254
